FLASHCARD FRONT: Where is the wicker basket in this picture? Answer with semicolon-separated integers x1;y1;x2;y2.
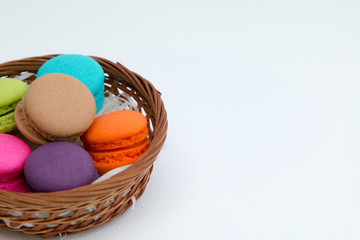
0;55;168;238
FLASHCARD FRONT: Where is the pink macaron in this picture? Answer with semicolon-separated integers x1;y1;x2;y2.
0;133;31;192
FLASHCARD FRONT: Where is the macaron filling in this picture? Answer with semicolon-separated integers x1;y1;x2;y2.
82;128;149;151
0;177;26;192
0;173;24;183
14;100;48;145
0;99;20;116
88;138;150;158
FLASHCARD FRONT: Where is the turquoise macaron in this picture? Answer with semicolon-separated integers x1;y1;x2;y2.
37;54;105;112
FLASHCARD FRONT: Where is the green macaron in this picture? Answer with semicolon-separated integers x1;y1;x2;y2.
0;78;28;133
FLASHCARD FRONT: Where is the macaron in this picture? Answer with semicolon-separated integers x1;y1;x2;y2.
81;110;150;174
0;133;31;192
15;73;96;145
0;78;28;133
37;54;105;112
24;141;98;192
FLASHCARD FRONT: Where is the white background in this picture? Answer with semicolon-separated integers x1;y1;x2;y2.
1;0;360;239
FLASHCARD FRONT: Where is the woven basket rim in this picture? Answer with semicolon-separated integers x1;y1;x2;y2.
0;54;168;205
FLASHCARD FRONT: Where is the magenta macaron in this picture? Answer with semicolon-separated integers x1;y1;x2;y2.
0;133;31;192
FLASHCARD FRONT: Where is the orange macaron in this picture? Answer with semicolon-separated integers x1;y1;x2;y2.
81;110;150;174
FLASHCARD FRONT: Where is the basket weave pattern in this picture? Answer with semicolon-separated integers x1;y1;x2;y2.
0;55;168;238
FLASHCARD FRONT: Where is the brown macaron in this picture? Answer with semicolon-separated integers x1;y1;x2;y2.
15;73;96;145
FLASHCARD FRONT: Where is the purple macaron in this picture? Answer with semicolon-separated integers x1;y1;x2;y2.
24;142;98;192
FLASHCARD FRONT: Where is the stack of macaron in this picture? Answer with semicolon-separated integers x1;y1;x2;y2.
81;110;150;174
0;54;150;193
0;78;28;133
0;134;30;192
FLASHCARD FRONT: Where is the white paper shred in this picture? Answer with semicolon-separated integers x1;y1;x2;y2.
14;72;36;81
32;212;50;219
92;165;131;184
96;91;139;116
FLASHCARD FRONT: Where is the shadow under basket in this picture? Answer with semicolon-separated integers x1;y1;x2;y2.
0;55;168;238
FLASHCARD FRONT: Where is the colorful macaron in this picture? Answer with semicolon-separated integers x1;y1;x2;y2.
15;73;96;145
37;54;105;112
81;110;150;174
0;78;28;133
0;133;31;192
24;141;98;192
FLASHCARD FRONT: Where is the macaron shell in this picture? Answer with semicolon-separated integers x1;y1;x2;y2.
36;54;104;112
94;93;105;113
24;73;96;141
25;169;100;192
0;133;31;176
0;111;16;133
81;110;148;150
24;142;98;192
0;78;28;108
